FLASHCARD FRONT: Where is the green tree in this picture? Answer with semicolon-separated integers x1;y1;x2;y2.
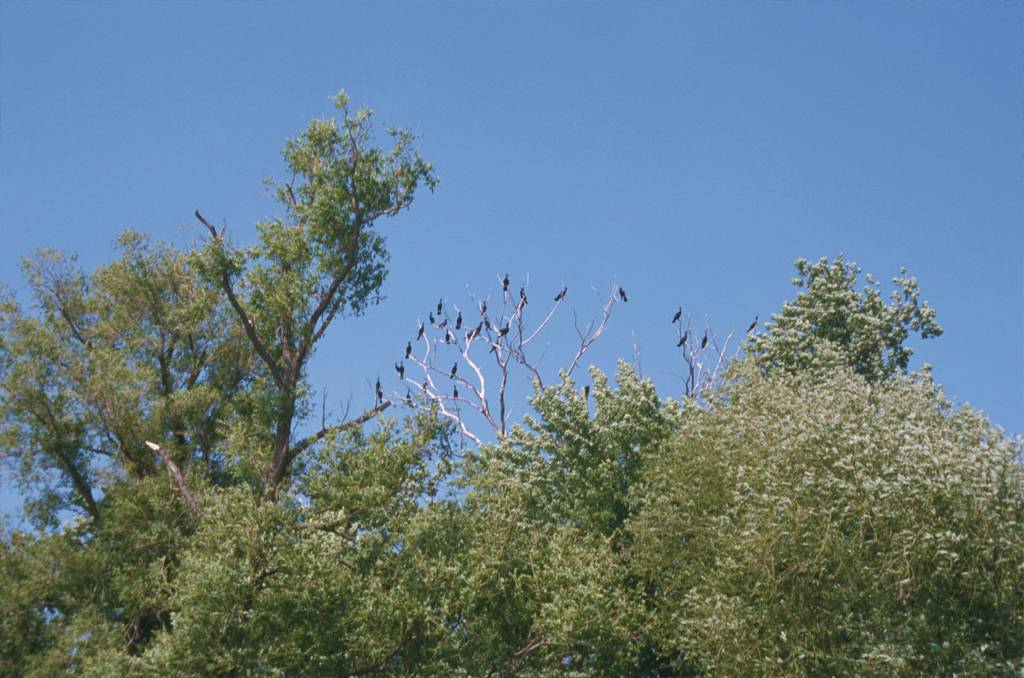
749;255;942;382
631;359;1023;676
191;90;435;500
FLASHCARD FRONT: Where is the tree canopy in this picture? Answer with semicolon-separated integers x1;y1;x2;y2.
1;93;1020;677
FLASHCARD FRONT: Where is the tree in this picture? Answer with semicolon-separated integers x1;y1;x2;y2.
749;255;942;382
0;233;252;529
631;358;1023;676
191;90;436;501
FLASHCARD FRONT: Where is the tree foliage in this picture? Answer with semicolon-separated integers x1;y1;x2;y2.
1;94;1020;676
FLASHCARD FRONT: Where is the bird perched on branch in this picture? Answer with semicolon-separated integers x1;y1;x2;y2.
502;274;510;295
554;286;567;302
671;307;682;324
480;300;488;315
747;315;759;333
619;287;628;302
417;323;425;340
701;331;708;350
450;362;458;378
453;384;459;399
405;342;413;359
375;378;383;405
437;298;444;315
405;389;413;405
395;362;405;380
498;324;510;338
444;330;454;344
455;311;463;330
677;334;686;347
429;312;436;326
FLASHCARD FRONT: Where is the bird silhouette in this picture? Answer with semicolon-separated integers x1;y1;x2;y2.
747;315;759;333
676;335;686;347
498;324;510;338
584;384;590;400
455;312;463;330
375;378;383;405
444;330;454;344
417;323;425;340
502;274;510;293
395;362;405;380
405;342;413;359
437;298;444;315
671;307;682;324
484;317;492;331
554;286;567;302
519;287;527;302
480;300;488;315
405;389;413;405
438;318;448;329
429;312;436;325
619;287;628;302
450;363;458;378
701;331;708;350
453;384;459;399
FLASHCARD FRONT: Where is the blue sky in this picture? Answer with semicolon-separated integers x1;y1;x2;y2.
1;3;1021;517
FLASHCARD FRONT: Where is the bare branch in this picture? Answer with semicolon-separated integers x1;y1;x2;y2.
146;440;201;518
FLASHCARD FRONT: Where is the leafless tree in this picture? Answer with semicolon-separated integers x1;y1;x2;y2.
392;277;622;446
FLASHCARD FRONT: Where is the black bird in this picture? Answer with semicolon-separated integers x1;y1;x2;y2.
375;378;383;405
584;384;590;400
484;317;492;331
676;335;686;348
437;298;444;315
671;307;682;324
619;287;628;302
746;315;759;334
450;362;458;378
502;274;510;293
498;324;510;338
405;342;413;359
519;287;527;302
453;384;459;399
444;330;454;344
480;300;488;315
701;331;708;350
422;377;429;391
467;322;482;342
395;362;405;380
429;312;436;325
554;286;567;302
405;389;413;405
455;311;463;330
417;323;425;340
438;318;448;329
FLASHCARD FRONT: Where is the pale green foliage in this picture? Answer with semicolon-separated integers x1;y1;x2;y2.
632;359;1024;676
435;362;681;673
750;255;942;382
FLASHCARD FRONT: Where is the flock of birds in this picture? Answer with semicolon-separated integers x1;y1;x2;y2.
373;276;759;406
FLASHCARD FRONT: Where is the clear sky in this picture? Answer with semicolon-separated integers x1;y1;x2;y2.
1;3;1021;518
